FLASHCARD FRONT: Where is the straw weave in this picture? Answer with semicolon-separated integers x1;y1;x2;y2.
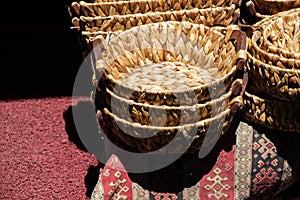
94;22;246;106
246;52;300;101
261;9;300;59
76;6;238;49
91;21;247;153
76;0;236;17
78;6;237;32
249;32;300;70
243;91;300;132
246;8;300;101
101;107;232;153
95;78;244;126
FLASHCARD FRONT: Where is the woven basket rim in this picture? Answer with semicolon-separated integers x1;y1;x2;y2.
247;51;300;73
243;90;300;132
99;22;240;95
250;31;300;68
81;24;240;38
102;107;231;130
79;5;236;21
79;0;235;7
102;86;233;110
261;11;300;56
253;7;300;27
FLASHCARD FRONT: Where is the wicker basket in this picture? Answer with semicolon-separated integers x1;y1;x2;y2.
95;77;244;126
260;9;300;59
74;0;238;17
100;106;233;153
75;6;239;48
77;6;238;32
245;0;300;18
243;91;300;132
249;31;300;70
246;52;300;101
246;8;300;101
94;22;247;106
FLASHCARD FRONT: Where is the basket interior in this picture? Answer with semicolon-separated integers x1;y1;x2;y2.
96;22;237;93
262;10;300;54
249;31;300;69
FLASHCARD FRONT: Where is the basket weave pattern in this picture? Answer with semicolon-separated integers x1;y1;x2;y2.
92;21;247;153
79;6;236;32
96;22;245;105
246;8;300;101
101;107;232;153
70;0;241;49
244;7;300;132
243;92;300;132
77;0;236;17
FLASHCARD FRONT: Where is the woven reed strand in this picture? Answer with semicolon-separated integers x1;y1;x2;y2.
250;31;300;69
246;52;300;101
243;91;300;132
101;107;232;153
79;6;236;32
95;22;242;105
95;85;233;126
78;0;235;17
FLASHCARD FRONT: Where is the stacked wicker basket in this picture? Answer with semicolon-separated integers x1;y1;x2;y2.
244;8;300;132
68;0;248;154
94;21;247;153
69;0;242;51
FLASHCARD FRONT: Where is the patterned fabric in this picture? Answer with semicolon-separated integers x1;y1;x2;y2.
91;122;294;200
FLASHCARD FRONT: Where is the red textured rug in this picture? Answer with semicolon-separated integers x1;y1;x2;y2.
0;97;99;199
1;97;299;200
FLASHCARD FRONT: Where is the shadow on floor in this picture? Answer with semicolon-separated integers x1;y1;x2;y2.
63;100;105;198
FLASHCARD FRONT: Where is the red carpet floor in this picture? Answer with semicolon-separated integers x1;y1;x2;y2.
0;97;99;199
1;96;300;199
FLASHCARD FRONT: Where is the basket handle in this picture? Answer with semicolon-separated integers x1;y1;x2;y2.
229;72;248;113
245;1;269;20
228;29;247;71
71;17;81;31
71;2;81;16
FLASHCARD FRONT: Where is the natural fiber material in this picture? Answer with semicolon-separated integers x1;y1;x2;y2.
101;107;232;153
243;91;300;132
246;8;300;101
261;9;300;59
70;0;241;50
94;22;247;106
95;81;243;126
246;52;300;101
91;21;247;154
76;6;239;48
245;0;300;17
75;0;237;17
249;32;300;70
77;6;237;32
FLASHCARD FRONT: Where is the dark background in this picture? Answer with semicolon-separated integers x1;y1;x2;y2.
0;1;84;100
